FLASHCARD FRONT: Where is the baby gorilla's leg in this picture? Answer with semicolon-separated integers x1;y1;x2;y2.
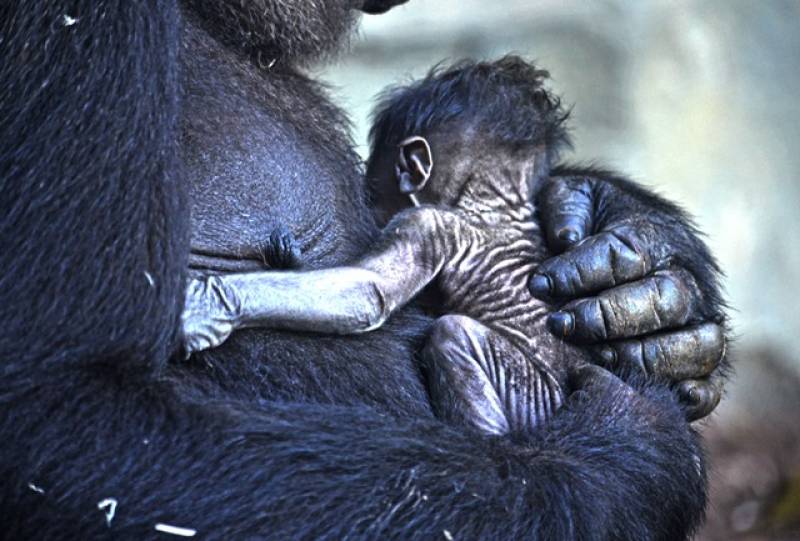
421;315;509;435
421;315;562;435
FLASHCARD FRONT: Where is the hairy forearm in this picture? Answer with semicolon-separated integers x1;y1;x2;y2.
2;369;705;539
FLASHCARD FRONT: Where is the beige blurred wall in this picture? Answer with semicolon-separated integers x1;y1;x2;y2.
322;0;800;375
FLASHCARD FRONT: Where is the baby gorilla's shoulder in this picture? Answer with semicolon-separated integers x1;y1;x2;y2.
385;205;466;237
378;206;484;266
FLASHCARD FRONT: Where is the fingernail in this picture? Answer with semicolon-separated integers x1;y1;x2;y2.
599;347;616;366
529;273;553;297
557;227;580;246
548;311;575;337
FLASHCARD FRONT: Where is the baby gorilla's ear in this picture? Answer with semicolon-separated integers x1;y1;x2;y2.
396;136;433;195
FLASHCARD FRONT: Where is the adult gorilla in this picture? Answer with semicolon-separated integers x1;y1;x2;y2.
0;0;726;539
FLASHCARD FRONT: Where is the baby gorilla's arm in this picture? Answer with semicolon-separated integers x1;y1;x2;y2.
182;207;463;355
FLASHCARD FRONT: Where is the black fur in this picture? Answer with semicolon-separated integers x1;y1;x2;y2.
368;56;572;167
0;1;186;377
1;1;710;539
187;0;359;67
362;0;410;15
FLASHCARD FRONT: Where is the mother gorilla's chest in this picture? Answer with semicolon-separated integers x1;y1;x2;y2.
180;22;374;273
175;21;431;416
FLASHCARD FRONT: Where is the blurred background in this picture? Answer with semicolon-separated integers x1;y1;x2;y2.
321;1;800;538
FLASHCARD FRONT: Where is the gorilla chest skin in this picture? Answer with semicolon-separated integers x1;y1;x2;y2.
180;20;372;272
178;18;430;414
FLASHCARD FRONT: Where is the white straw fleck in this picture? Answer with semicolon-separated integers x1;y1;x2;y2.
97;498;118;526
28;482;45;494
155;523;197;537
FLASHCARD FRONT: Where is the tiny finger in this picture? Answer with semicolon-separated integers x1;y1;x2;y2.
568;364;626;393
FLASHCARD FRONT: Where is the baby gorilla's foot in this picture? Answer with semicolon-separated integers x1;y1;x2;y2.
262;225;303;269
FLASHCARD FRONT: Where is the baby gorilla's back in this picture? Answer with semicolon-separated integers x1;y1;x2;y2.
422;206;589;433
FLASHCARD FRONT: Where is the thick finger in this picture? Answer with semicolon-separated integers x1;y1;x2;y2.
567;365;641;407
538;176;594;254
678;373;725;422
568;364;625;392
547;270;696;343
594;323;726;380
530;224;651;300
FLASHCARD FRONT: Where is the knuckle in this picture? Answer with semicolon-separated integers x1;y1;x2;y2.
580;298;610;340
567;258;586;292
540;257;579;295
642;338;667;375
595;285;644;337
652;271;691;323
694;323;726;372
606;228;648;281
619;340;647;374
699;322;725;353
545;176;592;208
535;257;559;278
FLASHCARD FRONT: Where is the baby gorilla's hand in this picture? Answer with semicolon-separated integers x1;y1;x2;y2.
262;225;303;269
181;276;241;358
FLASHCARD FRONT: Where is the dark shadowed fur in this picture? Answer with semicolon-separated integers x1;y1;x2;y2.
369;56;572;177
1;1;711;539
187;0;359;67
0;2;186;378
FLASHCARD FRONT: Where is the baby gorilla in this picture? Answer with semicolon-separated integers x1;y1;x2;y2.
183;57;590;434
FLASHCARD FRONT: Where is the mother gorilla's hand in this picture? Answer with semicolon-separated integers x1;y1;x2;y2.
531;168;728;421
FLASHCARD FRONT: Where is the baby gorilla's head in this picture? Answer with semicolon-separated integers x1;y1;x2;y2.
366;56;571;225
